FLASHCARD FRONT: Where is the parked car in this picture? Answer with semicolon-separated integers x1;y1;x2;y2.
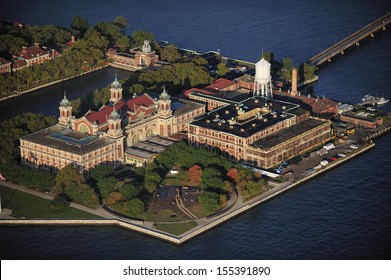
350;144;359;149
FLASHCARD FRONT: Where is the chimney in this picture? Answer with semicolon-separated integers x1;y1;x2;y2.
291;68;298;96
34;42;39;47
71;35;75;43
21;46;27;54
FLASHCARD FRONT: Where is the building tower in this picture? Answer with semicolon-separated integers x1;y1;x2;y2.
106;107;124;167
58;91;72;126
142;40;151;53
291;68;298;96
253;58;273;99
157;86;172;118
107;107;123;138
109;74;123;103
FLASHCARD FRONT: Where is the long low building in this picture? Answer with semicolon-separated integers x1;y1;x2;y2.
188;96;332;169
20;126;120;172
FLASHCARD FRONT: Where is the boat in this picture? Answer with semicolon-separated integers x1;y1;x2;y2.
361;94;374;102
377;97;389;105
361;94;389;106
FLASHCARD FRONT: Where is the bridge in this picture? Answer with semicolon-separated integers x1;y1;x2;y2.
309;12;391;66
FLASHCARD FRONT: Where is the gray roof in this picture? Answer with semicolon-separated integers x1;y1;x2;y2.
21;125;115;155
252;118;329;150
190;96;306;137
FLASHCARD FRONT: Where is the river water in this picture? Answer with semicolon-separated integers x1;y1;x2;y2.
1;0;391;259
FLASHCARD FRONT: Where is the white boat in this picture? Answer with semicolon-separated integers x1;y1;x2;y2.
362;94;374;102
377;97;389;105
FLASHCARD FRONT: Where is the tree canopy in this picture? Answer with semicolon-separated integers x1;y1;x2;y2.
160;44;181;63
216;63;230;77
131;30;154;47
113;16;128;29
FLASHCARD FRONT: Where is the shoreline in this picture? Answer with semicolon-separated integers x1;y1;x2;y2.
0;65;109;103
0;142;376;245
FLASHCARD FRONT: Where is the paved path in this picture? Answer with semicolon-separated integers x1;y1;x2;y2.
0;181;112;218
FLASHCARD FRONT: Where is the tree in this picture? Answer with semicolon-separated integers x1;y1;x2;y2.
71;16;89;36
106;192;123;205
96;176;117;199
115;36;131;51
280;58;293;82
216;63;230;77
55;164;99;208
55;164;85;191
131;30;154;47
260;51;274;62
193;56;208;66
198;191;220;215
124;198;144;217
89;165;113;182
160;44;181;63
299;62;316;81
113;16;128;29
144;171;161;193
245;181;261;197
120;183;140;200
50;193;70;210
129;83;145;94
94;22;122;46
188;164;202;185
227;167;239;182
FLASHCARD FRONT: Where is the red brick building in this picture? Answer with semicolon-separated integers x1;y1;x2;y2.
20;77;205;171
106;40;159;71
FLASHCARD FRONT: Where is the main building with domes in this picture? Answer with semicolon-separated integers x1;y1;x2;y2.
19;77;205;172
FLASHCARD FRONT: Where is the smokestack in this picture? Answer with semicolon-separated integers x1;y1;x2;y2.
291;68;298;96
71;35;75;43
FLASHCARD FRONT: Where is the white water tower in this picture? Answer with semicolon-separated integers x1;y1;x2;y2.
254;58;273;98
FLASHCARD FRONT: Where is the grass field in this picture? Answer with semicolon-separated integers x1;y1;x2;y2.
0;185;99;219
154;221;198;235
142;206;189;222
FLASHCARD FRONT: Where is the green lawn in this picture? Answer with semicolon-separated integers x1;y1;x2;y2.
142;206;189;222
0;185;99;219
154;221;198;235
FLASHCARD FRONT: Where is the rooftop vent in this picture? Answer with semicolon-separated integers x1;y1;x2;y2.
218;123;222;126
255;99;259;103
216;114;220;118
206;120;210;123
263;118;268;122
229;125;233;129
282;105;286;110
240;128;244;132
252;123;256;127
225;110;229;114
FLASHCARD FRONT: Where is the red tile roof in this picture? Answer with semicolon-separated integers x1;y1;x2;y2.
203;78;236;93
12;60;27;68
84;94;156;125
184;78;236;97
20;45;49;60
0;57;11;65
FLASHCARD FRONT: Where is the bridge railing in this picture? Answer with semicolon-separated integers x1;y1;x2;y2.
310;12;391;63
